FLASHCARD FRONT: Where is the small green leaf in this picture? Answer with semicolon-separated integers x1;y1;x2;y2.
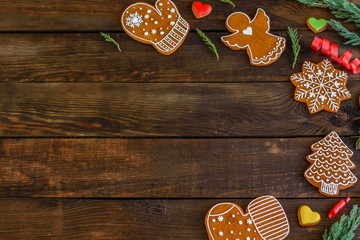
219;0;235;8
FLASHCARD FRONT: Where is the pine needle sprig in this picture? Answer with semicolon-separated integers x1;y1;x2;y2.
219;0;235;8
356;131;360;150
100;32;121;52
295;0;360;27
196;28;219;61
328;19;360;46
287;27;301;68
323;204;360;240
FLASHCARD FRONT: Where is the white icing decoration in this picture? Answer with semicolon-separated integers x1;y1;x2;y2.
242;26;252;36
218;216;223;222
144;32;149;36
247;228;251;232
231;231;233;234
126;12;143;28
145;22;148;25
147;10;151;13
239;220;243;225
168;14;172;18
219;231;223;236
159;2;163;6
247;219;252;225
145;14;149;19
160;31;164;35
154;21;158;24
212;219;216;222
171;8;175;13
170;21;175;26
291;60;350;113
151;29;157;34
232;214;235;218
246;237;250;240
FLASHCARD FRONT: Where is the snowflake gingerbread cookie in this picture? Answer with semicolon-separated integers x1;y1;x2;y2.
221;8;286;66
121;0;190;55
205;195;290;240
305;131;357;197
290;59;351;114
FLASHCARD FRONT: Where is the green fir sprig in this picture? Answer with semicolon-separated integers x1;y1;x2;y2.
219;0;235;8
328;19;360;46
323;204;360;240
295;0;360;27
196;28;219;61
100;32;121;52
356;131;360;150
287;27;301;68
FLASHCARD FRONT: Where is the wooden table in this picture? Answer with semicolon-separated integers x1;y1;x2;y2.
1;0;360;239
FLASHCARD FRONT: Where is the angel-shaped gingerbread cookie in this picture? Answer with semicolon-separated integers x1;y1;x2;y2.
221;8;286;66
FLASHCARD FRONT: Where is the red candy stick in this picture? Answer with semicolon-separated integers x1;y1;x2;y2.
328;195;350;218
311;36;360;74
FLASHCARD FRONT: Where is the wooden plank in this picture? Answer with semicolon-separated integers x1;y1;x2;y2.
0;82;359;137
0;0;337;31
1;137;360;198
1;31;360;83
0;198;359;239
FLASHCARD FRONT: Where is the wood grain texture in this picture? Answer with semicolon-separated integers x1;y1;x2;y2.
2;31;360;83
0;82;359;137
0;198;360;239
0;0;337;32
1;137;359;198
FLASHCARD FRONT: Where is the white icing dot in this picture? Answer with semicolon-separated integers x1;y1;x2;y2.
132;30;135;33
147;10;151;13
139;7;142;10
144;15;149;19
247;228;250;232
160;31;164;35
145;22;148;25
239;220;243;225
246;237;250;240
231;231;233;234
232;214;235;218
228;222;231;225
126;11;129;13
212;219;216;222
219;231;223;236
144;32;149;36
168;14;172;18
154;21;158;24
159;3;163;6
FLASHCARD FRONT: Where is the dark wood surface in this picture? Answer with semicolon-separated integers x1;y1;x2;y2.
1;0;360;239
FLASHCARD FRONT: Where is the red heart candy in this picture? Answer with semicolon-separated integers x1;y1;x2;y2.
192;1;212;19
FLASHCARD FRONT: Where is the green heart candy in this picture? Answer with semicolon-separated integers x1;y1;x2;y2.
308;17;327;32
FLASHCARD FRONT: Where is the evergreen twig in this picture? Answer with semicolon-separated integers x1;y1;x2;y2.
287;27;301;68
323;204;360;240
196;28;219;61
295;0;360;27
356;131;360;150
219;0;235;8
328;19;360;46
100;32;121;52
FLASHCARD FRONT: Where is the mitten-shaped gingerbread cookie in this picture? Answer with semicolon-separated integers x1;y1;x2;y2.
221;8;286;66
121;0;190;55
205;196;290;240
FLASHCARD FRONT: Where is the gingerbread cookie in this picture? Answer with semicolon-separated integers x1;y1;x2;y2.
221;8;286;66
205;195;290;240
290;59;351;114
297;205;321;227
121;0;190;55
304;131;357;196
192;1;212;19
307;17;328;34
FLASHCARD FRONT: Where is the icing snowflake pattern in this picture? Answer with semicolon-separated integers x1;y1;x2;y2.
126;12;143;28
290;59;351;114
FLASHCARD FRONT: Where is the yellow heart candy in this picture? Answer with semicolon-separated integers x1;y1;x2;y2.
298;205;321;226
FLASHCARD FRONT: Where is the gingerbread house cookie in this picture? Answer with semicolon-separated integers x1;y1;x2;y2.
121;0;190;55
221;8;286;66
205;195;290;240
